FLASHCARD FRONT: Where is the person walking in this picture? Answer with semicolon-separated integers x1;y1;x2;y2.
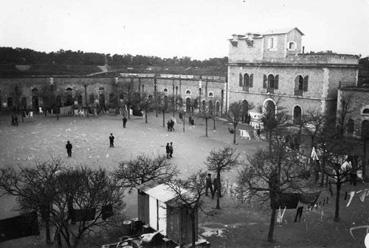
109;133;115;148
66;141;73;157
169;142;173;158
123;116;128;128
205;174;213;197
166;143;170;159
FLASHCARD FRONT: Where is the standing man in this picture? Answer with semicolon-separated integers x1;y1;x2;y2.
169;142;173;158
205;174;213;197
123;116;128;128
166;143;170;159
66;141;73;157
109;133;115;148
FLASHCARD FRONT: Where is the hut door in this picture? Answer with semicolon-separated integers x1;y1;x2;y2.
149;196;158;230
158;201;167;235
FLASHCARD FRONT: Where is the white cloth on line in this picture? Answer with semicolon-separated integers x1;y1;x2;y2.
346;191;355;207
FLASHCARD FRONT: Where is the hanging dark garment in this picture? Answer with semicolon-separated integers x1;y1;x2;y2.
71;208;96;222
271;193;300;209
299;192;321;206
102;204;113;220
0;212;39;243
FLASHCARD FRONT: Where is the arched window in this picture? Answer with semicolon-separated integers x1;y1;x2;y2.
244;74;249;88
7;97;13;108
208;91;214;97
163;88;168;93
347;119;354;134
31;88;39;96
202;100;206;112
288;41;296;50
293;106;302;125
185;89;191;95
239;73;243;87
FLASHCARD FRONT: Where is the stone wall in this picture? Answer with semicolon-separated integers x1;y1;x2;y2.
0;75;226;114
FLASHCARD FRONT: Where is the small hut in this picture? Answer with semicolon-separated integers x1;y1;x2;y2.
137;183;198;246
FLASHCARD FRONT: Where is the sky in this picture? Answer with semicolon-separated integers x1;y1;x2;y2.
1;0;369;59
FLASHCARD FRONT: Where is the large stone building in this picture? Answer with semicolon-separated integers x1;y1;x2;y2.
0;73;226;115
227;27;359;123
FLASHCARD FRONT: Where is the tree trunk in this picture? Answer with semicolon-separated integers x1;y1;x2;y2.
45;218;51;244
191;211;196;248
162;110;165;128
216;171;221;209
233;123;237;144
334;181;341;222
320;157;325;187
267;207;276;242
363;139;367;181
145;111;148;123
205;118;208;137
127;104;131;119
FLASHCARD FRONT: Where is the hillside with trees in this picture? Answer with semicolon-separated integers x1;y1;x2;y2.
0;47;227;77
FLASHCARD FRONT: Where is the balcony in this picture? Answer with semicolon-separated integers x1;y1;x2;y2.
266;87;274;94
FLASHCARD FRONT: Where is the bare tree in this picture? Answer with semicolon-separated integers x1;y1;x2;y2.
166;171;207;248
139;93;154;124
238;140;307;242
0;158;63;245
228;101;254;144
205;147;239;209
114;154;178;191
51;167;124;248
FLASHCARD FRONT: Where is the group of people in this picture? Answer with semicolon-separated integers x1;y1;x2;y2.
205;173;221;199
165;142;174;158
167;119;175;132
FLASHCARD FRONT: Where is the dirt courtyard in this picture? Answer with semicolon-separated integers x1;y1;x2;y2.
1;113;369;248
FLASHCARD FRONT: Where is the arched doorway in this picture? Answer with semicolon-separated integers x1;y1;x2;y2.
208;100;214;114
242;100;249;123
21;97;27;110
7;97;13;109
215;101;220;115
186;98;191;113
65;88;73;106
293;106;302;125
347;119;354;135
362;120;369;139
99;93;106;110
31;88;39;111
263;99;276;119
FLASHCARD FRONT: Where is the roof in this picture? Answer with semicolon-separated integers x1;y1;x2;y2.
144;184;188;203
263;27;304;36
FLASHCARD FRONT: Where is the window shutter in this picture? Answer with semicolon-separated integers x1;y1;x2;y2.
239;74;243;87
263;75;267;88
250;74;253;88
274;75;279;89
303;76;309;91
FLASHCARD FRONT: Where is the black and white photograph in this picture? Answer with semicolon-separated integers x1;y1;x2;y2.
0;0;369;247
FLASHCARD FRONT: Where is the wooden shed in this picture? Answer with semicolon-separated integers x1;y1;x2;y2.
137;183;198;246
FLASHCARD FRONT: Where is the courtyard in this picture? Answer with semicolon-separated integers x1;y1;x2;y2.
0;113;369;248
